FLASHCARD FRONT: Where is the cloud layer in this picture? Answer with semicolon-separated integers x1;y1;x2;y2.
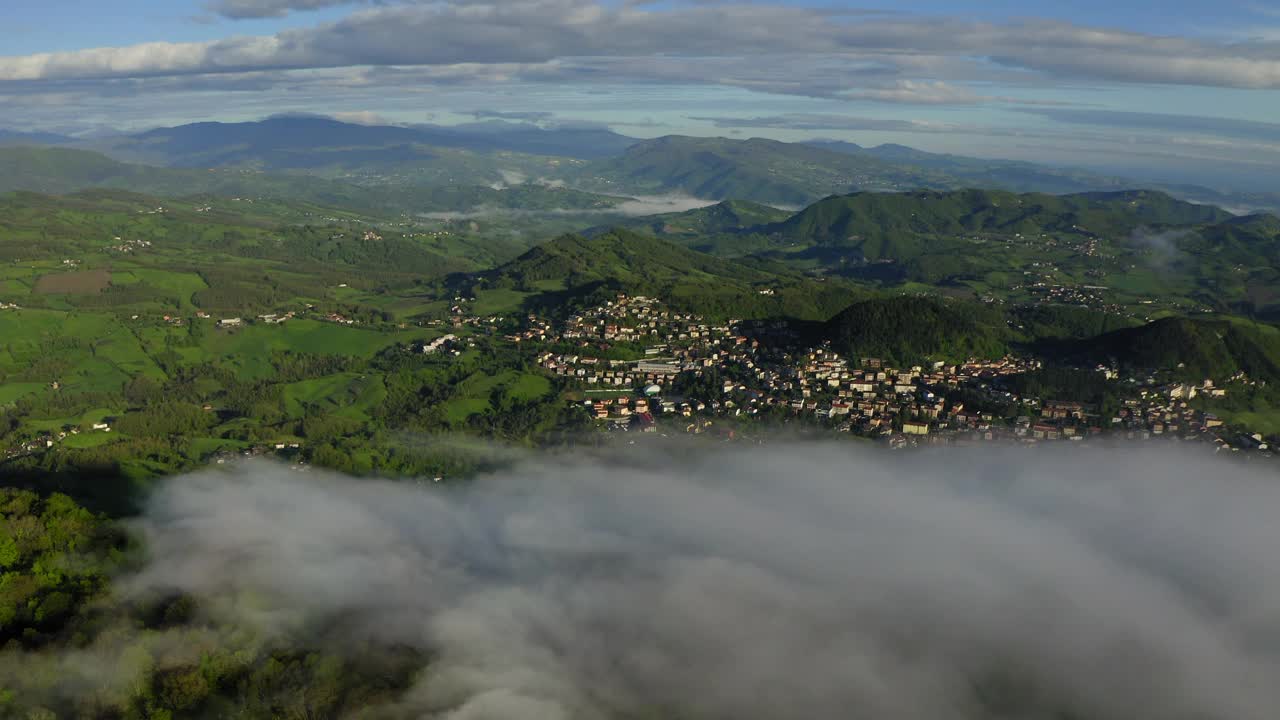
9;443;1280;718
2;0;1279;92
1;0;1276;182
207;0;368;20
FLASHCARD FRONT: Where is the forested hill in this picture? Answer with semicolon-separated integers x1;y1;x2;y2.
576;134;1278;213
593;188;1240;253
0;146;416;213
818;293;1280;380
773;189;1234;248
0;146;630;217
106;115;638;164
489;229;778;288
476;229;870;320
1056;316;1280;382
1191;214;1280;265
822;296;1012;366
579;135;952;204
807;140;1186;195
593;200;791;241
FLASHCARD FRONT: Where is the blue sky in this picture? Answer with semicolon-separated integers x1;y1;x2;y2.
8;0;1272;51
2;0;1279;188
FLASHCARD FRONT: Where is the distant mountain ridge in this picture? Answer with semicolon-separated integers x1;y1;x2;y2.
475;229;871;320
583;134;1278;212
772;189;1233;250
586;187;1280;318
806;139;1138;194
0;129;75;146
101;116;638;166
578;135;951;205
6;116;1275;213
0;146;631;217
596;188;1239;256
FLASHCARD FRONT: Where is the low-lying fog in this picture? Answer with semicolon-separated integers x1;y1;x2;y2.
10;443;1280;719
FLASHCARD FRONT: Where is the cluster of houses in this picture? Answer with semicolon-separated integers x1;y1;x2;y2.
258;311;295;325
125;305;369;332
211;442;303;465
1022;280;1114;310
215;310;326;328
561;296;724;345
2;421;111;461
514;294;1270;453
106;237;152;253
324;312;359;325
419;334;461;355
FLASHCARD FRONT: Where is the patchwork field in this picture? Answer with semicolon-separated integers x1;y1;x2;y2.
441;370;555;423
202;320;445;378
34;268;111;294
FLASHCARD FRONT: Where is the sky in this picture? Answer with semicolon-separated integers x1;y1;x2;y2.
2;0;1279;186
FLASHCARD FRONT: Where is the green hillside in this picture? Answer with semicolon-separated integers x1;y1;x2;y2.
618;199;789;238
491;229;775;288
822;296;1012;365
586;199;790;255
819;294;1280;380
773;189;1231;253
1062;316;1280;381
810;140;1215;196
1009;304;1141;340
476;229;869;320
1140;213;1280;319
579;136;952;204
574;134;1280;214
1187;214;1280;266
0;147;629;218
0;190;496;322
593;188;1258;317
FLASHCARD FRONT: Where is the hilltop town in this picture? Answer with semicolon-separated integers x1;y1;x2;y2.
519;294;1267;454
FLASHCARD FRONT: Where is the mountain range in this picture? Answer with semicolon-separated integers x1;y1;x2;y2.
4;116;1277;214
0;145;632;219
474;228;1280;378
596;188;1280;319
95;115;636;165
0;129;75;146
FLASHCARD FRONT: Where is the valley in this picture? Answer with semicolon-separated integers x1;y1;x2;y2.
2;171;1278;501
6;2;1280;716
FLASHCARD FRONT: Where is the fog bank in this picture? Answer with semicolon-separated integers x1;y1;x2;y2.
10;443;1280;718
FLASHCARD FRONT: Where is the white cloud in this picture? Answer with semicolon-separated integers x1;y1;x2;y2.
208;0;369;19
0;1;1277;91
328;109;398;125
1019;108;1280;143
8;444;1280;717
417;191;714;219
691;113;958;133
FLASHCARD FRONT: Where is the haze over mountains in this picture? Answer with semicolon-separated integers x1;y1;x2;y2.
4;111;1280;720
5;115;1277;216
5;114;1279;324
100;115;637;165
